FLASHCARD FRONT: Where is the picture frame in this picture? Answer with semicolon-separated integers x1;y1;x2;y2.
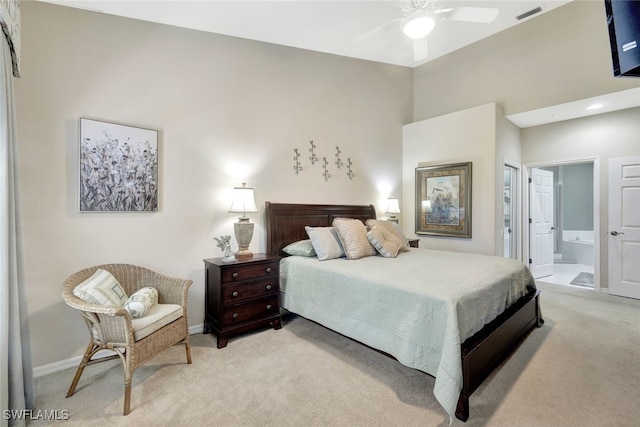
79;118;158;212
415;162;472;238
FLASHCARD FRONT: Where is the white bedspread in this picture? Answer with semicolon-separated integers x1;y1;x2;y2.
279;248;536;420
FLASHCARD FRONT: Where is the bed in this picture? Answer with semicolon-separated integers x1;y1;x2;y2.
265;202;543;422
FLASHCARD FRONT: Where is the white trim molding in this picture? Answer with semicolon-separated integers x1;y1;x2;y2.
33;323;206;378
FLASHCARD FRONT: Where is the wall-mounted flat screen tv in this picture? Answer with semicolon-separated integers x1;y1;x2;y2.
605;0;640;77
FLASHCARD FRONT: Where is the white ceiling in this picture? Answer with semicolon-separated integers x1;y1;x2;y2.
41;0;571;68
506;87;640;128
39;0;640;126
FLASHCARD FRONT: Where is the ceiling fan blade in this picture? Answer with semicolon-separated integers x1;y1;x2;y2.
413;37;428;61
438;6;499;24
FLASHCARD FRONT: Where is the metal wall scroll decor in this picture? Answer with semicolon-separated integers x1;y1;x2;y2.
334;146;343;169
322;157;331;181
293;148;303;174
308;140;318;165
292;140;355;181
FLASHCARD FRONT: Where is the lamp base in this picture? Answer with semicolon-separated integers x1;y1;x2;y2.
387;215;399;224
234;218;254;259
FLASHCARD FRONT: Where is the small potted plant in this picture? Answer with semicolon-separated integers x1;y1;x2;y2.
214;235;235;263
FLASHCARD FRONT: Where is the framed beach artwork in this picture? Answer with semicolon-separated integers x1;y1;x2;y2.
415;162;472;238
79;118;158;212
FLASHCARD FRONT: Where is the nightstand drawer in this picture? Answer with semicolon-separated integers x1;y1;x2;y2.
221;261;279;282
222;296;279;325
222;278;278;306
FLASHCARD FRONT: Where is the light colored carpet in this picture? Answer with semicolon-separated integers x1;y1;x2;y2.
32;281;640;426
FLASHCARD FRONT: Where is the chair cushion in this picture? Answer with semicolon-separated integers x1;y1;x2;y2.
124;287;158;318
131;304;184;341
73;269;128;307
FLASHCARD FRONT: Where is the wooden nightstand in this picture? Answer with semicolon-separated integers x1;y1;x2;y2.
408;239;420;248
204;254;282;348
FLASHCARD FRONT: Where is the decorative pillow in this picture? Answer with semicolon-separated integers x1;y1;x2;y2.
332;218;377;260
283;239;317;257
366;219;410;252
124;287;158;319
305;226;344;261
73;269;128;307
367;225;403;258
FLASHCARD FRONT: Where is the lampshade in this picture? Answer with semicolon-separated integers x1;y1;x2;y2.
228;182;258;259
403;12;437;40
228;182;258;217
386;197;401;214
386;197;401;223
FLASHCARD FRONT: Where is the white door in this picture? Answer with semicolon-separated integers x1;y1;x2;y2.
609;156;640;299
530;168;554;278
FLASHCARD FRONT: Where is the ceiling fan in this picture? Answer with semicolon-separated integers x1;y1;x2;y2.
355;0;500;61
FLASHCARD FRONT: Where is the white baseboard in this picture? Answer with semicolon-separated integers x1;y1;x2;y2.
189;323;205;335
33;323;206;378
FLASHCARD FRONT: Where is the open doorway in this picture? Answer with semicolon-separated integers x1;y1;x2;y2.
525;159;600;290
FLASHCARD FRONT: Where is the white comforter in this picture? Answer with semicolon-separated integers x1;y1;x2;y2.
279;248;536;420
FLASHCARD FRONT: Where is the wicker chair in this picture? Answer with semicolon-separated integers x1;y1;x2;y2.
61;264;192;415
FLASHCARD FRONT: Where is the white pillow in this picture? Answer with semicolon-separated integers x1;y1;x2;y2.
283;239;317;257
305;226;344;260
367;226;403;258
332;218;377;260
124;287;158;318
73;269;128;307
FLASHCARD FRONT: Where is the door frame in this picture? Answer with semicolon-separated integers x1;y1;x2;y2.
523;158;601;291
503;159;522;261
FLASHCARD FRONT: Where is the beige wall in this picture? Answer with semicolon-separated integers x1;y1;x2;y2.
521;107;640;287
15;2;413;369
495;106;523;258
413;1;639;122
402;103;499;255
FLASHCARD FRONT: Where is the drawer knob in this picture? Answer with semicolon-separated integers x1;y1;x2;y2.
265;284;272;290
232;313;238;319
232;291;239;297
232;272;239;278
266;304;272;310
265;267;272;273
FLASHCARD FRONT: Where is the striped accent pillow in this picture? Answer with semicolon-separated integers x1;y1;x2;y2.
366;219;410;252
367;225;403;258
74;269;128;307
332;217;377;260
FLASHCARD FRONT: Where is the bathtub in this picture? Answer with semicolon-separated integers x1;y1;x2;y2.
562;230;594;266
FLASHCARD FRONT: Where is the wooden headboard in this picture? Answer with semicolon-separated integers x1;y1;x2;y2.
265;202;377;256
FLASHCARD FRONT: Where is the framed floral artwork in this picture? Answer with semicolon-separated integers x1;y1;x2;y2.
79;118;158;212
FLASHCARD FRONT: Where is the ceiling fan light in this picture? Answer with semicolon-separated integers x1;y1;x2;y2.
403;15;436;39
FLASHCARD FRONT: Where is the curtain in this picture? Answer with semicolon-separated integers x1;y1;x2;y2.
1;7;33;427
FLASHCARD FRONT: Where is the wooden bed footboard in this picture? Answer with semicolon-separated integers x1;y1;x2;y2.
265;201;543;422
456;288;543;421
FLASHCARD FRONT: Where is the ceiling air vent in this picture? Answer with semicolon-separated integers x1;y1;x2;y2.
516;6;543;21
